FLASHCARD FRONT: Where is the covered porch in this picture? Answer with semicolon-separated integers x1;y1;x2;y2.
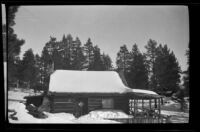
106;91;166;123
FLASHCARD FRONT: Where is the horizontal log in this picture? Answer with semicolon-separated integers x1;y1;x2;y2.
88;98;102;101
52;108;74;111
88;101;102;103
88;103;102;106
53;102;74;104
53;107;75;111
88;104;102;107
88;98;102;100
53;106;75;109
88;102;102;105
88;99;102;102
53;110;74;113
88;106;102;109
53;102;74;105
88;106;101;109
54;98;73;102
53;103;74;106
53;105;74;108
88;108;99;111
88;102;102;104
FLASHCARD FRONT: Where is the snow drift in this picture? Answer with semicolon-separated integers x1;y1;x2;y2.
81;110;133;119
74;110;132;123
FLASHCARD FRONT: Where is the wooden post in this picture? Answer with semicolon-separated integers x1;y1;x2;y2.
149;99;151;109
142;99;144;110
134;99;136;116
131;100;133;114
135;100;137;113
155;99;157;108
158;98;161;117
131;99;133;114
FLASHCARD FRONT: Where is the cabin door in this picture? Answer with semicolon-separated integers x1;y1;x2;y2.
75;98;88;117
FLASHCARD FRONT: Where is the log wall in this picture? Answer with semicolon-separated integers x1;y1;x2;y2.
51;95;129;114
51;96;75;113
88;98;102;112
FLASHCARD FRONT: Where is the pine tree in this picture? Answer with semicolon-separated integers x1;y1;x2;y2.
144;39;158;90
40;46;52;92
7;6;25;85
7;6;25;61
33;54;43;92
63;34;73;69
183;46;189;96
42;36;65;70
128;44;149;89
41;47;51;67
84;38;94;70
116;44;131;72
116;44;131;86
102;53;113;70
20;49;37;89
71;37;85;70
52;48;64;70
90;45;105;71
154;44;181;94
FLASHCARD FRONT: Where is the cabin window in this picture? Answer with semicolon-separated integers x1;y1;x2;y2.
102;98;114;109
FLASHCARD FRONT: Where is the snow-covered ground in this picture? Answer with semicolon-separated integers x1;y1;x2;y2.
8;101;75;124
74;110;133;123
160;97;189;123
7;88;189;123
7;88;121;124
8;101;121;124
8;88;43;101
161;97;189;112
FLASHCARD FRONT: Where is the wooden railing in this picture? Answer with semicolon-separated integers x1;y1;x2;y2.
105;117;167;123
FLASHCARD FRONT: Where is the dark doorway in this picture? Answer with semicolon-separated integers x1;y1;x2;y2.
75;97;88;117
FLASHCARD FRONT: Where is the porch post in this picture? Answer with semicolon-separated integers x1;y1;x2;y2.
129;99;131;114
142;99;144;110
158;98;161;117
154;99;157;108
136;99;137;113
149;99;151;109
134;99;136;116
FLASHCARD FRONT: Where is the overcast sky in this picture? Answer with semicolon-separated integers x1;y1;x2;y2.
2;5;189;71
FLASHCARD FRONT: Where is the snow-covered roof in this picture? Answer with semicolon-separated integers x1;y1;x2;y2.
49;70;132;93
132;89;158;95
49;70;159;96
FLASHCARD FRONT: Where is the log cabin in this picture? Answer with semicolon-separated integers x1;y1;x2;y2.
25;70;163;119
47;70;132;117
